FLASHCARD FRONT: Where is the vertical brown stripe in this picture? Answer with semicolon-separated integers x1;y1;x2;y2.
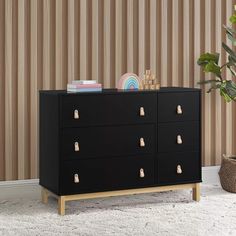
0;0;5;180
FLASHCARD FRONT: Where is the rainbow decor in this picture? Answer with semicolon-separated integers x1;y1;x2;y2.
117;73;140;90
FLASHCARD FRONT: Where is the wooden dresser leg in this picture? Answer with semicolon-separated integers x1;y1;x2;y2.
192;183;200;202
41;187;48;204
58;197;66;216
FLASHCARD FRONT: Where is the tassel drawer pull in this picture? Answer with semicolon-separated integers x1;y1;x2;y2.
74;142;80;151
140;168;145;178
74;174;80;183
140;138;145;147
140;107;145;116
74;109;79;119
177;135;183;144
176;105;183;114
177;165;182;174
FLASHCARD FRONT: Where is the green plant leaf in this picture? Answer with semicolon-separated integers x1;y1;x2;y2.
203;61;221;77
227;65;236;77
225;80;236;98
230;14;236;24
220;87;232;102
222;42;236;61
226;32;236;46
228;55;236;64
197;53;220;66
218;80;236;102
223;25;236;36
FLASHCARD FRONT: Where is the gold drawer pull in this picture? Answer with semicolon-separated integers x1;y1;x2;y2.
177;105;183;114
177;135;183;144
74;142;80;151
177;165;182;174
140;137;145;147
140;168;145;178
74;109;79;119
140;107;145;116
74;174;80;183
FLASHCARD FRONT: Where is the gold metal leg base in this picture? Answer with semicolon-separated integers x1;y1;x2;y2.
192;183;200;202
41;183;201;215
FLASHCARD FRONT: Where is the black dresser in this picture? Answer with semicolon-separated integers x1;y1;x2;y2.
40;88;201;215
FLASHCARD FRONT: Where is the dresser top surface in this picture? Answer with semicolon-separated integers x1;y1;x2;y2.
40;87;201;96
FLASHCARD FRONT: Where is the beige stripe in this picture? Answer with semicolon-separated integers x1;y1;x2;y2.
214;0;222;164
92;0;99;81
204;0;212;166
194;0;201;88
30;0;38;178
127;0;134;72
138;0;145;78
80;0;87;80
4;0;13;180
172;0;179;86
55;0;63;89
150;0;156;76
115;0;123;84
68;0;75;83
161;0;168;86
183;0;190;87
43;0;51;89
17;0;28;179
104;0;111;88
0;0;5;180
226;0;233;156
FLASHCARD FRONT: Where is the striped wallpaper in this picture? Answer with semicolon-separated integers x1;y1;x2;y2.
0;0;236;180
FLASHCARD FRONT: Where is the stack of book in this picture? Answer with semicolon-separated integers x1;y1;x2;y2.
67;80;102;92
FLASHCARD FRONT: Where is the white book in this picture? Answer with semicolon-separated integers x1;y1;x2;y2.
72;80;97;85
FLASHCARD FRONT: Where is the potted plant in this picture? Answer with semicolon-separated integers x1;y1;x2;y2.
197;6;236;192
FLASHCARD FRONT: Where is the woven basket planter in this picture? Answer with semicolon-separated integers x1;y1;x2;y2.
219;154;236;193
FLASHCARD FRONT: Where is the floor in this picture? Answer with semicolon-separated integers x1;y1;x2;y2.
0;184;235;236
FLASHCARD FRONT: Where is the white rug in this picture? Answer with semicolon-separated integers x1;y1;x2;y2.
0;184;235;236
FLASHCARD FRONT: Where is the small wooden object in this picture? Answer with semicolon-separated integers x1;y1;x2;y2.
74;142;80;151
74;174;80;183
139;168;145;178
74;110;79;119
139;69;160;90
177;135;183;144
140;137;145;147
176;165;182;174
139;107;145;116
177;105;183;114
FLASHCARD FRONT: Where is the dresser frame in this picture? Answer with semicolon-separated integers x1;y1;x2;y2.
40;88;202;216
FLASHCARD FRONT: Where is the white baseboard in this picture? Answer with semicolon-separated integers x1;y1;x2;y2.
0;166;220;189
0;178;39;187
202;165;220;185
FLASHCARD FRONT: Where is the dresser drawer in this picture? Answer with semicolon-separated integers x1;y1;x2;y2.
157;152;201;185
60;156;155;195
158;121;199;153
61;124;155;159
158;92;200;122
61;93;157;127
